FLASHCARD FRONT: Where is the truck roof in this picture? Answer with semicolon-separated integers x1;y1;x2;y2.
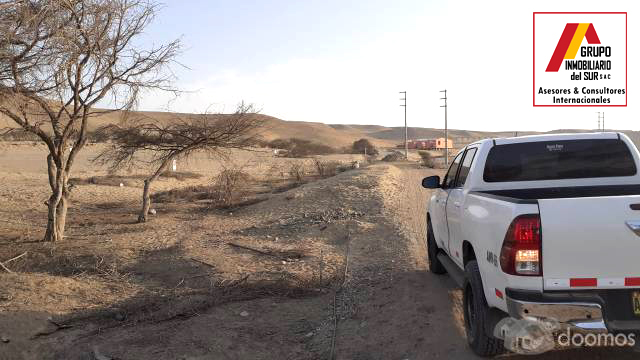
471;132;620;147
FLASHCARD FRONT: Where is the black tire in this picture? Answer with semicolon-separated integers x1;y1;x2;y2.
427;219;446;274
463;260;505;357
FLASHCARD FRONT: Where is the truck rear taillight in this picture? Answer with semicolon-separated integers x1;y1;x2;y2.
500;214;542;276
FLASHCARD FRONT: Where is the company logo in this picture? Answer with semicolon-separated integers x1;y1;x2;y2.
546;23;601;72
533;12;627;106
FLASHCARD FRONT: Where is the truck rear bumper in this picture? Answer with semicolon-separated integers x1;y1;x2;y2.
506;288;640;333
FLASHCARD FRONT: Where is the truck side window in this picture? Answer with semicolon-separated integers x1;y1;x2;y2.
443;152;464;188
455;148;478;187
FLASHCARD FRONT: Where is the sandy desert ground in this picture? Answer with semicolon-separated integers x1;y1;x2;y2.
0;143;638;359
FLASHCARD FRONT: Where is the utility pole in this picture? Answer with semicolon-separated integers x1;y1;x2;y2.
596;112;605;132
399;91;408;160
440;89;448;166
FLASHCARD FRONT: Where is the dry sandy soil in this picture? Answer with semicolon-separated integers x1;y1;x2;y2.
0;143;638;359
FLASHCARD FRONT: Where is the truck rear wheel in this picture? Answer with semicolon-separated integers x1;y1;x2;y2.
463;260;505;357
427;219;446;274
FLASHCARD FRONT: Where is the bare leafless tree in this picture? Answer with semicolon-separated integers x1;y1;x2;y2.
93;103;264;222
0;0;180;241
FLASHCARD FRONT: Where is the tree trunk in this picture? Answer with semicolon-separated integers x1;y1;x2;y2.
43;154;70;242
44;183;70;242
138;158;173;223
138;178;153;223
56;194;68;236
44;197;60;242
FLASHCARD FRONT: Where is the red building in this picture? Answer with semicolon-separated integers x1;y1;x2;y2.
405;138;452;150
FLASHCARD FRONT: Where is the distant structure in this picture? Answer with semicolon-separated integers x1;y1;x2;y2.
404;138;453;150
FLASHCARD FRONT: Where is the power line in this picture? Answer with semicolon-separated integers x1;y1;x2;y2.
440;89;448;166
399;91;407;160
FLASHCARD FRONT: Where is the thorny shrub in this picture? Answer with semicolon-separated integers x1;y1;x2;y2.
212;169;252;207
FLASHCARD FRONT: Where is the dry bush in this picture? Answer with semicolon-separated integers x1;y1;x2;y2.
159;170;203;180
70;176;137;187
351;138;379;156
418;151;434;168
289;139;336;157
382;150;404;162
0;129;39;141
70;171;202;187
266;138;337;157
212;169;252;208
364;154;378;164
86;128;113;143
151;185;213;203
266;163;286;181
266;138;290;149
313;158;341;178
288;161;306;183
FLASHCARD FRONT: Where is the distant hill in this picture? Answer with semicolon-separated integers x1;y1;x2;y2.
544;129;640;149
3;108;638;149
363;127;540;142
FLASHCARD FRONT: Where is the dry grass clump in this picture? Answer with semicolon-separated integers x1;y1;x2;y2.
313;158;341;178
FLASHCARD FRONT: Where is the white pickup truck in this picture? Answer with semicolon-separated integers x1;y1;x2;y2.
422;132;640;356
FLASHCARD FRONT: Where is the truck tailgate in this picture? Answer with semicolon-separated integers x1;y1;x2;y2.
540;195;640;290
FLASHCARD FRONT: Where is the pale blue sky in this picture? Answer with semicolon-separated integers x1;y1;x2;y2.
146;0;441;77
135;1;639;132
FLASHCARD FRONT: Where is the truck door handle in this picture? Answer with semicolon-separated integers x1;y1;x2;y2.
626;221;640;236
454;202;461;208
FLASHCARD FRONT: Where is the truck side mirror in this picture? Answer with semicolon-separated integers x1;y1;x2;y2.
422;175;441;189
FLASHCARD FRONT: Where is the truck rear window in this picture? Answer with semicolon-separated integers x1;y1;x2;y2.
483;139;637;182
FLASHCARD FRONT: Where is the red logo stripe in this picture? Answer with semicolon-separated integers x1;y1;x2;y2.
546;23;579;72
570;278;597;287
585;23;601;44
625;277;640;286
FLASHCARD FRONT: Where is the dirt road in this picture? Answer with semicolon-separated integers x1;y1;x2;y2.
329;163;637;360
